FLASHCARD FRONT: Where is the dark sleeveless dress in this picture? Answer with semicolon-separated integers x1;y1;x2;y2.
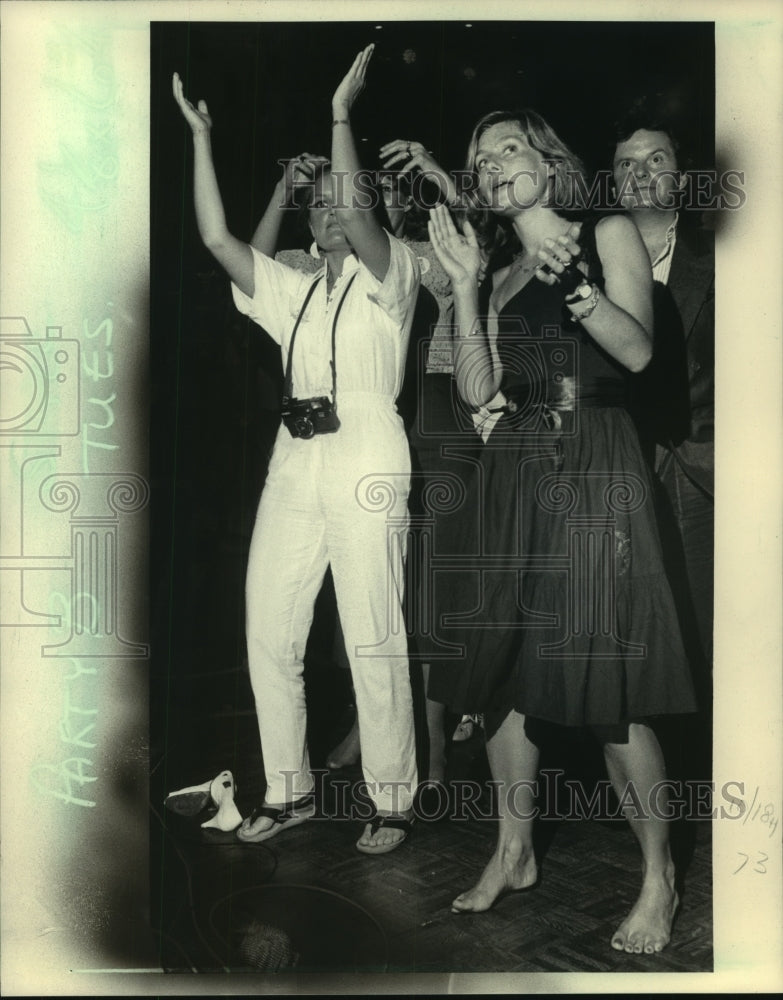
426;221;697;727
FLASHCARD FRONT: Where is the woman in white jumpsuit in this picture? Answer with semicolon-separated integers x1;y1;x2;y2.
173;45;419;853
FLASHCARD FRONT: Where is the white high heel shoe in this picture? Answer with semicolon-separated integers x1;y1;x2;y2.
165;769;243;832
164;778;212;816
201;770;243;832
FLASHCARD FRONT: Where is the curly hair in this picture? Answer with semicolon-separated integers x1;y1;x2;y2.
462;109;589;268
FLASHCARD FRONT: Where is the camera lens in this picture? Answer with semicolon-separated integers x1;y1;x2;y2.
294;417;314;439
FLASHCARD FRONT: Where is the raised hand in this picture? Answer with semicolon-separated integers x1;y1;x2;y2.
172;72;212;135
380;139;459;205
332;44;374;115
427;204;481;288
278;152;330;203
381;139;439;177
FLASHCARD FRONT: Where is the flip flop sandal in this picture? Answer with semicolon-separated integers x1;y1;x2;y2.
356;814;414;855
236;794;316;844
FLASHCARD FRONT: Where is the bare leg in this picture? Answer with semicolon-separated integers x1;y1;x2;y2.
326;679;448;779
326;716;361;769
422;663;446;783
602;722;679;954
327;615;362;770
451;708;539;913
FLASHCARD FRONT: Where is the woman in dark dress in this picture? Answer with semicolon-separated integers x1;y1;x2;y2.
427;109;697;954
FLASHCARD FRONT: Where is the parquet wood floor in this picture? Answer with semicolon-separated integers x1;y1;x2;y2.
151;665;713;978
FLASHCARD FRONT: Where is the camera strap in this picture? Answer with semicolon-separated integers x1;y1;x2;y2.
282;269;359;404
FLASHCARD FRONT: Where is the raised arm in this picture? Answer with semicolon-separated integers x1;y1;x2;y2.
428;205;499;407
330;45;391;281
172;72;253;296
380;139;460;207
250;153;329;256
536;216;653;372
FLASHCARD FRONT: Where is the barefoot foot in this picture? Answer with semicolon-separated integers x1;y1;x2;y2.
611;867;679;954
451;842;537;913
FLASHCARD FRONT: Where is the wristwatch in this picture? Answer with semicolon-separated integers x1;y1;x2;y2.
566;280;601;320
568;279;594;303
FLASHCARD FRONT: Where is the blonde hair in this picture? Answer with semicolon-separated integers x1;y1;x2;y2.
464;109;589;264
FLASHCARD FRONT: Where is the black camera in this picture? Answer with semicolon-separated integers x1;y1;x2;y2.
281;396;340;439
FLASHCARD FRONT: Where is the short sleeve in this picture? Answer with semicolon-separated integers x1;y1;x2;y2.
231;246;314;344
275;248;321;274
366;233;420;327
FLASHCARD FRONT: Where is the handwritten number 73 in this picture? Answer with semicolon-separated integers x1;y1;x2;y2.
733;851;769;874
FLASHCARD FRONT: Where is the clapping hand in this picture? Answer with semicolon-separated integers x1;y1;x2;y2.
332;44;375;115
428;204;481;288
172;72;212;134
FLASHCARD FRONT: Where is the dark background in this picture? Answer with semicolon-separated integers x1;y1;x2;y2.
149;16;714;733
149;19;714;970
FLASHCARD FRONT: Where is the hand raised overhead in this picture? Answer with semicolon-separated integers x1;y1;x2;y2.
380;139;438;176
279;152;330;201
172;72;212;134
332;44;375;115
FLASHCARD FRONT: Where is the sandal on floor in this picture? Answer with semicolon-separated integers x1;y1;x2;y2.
356;813;413;855
236;794;315;844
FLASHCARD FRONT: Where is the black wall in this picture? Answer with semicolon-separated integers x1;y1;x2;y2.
150;18;715;683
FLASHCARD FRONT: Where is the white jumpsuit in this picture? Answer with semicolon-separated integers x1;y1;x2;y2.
231;237;420;814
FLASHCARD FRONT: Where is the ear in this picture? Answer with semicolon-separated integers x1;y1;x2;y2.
676;169;688;192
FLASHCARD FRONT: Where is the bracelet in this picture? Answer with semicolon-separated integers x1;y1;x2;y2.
567;284;601;321
332;118;350;127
